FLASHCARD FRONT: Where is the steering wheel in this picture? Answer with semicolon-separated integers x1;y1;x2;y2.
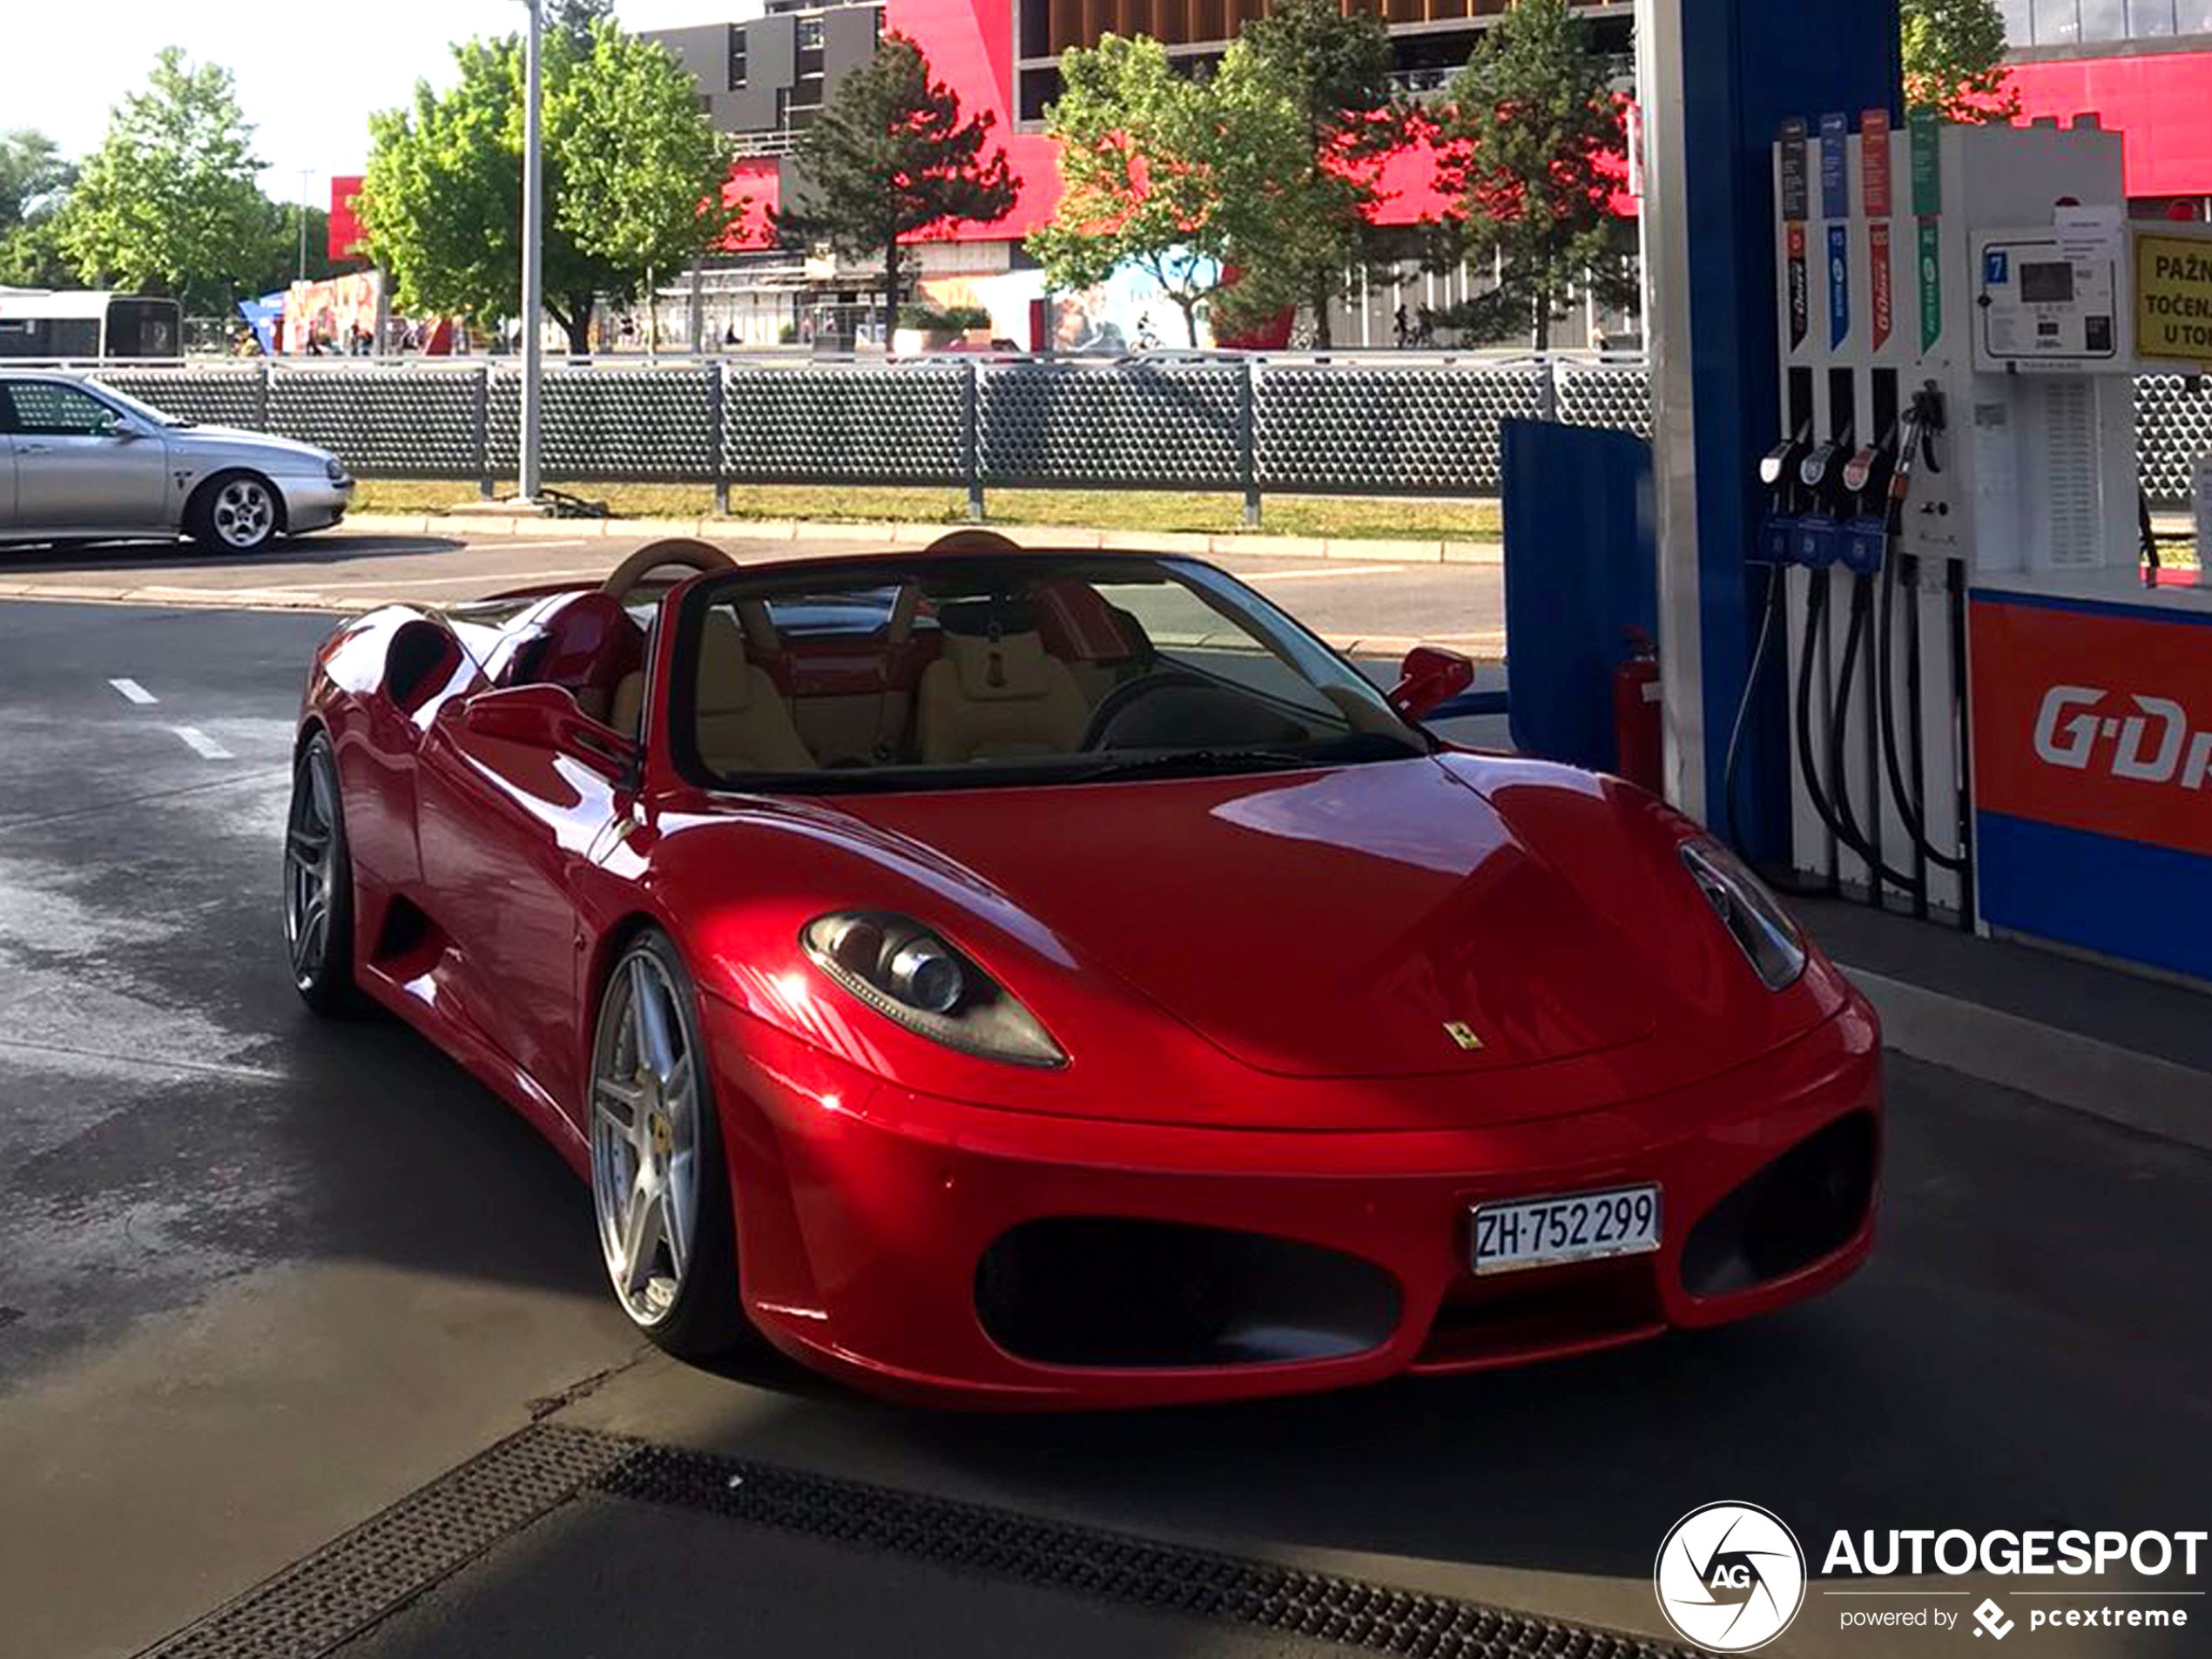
600;537;735;604
1078;670;1221;750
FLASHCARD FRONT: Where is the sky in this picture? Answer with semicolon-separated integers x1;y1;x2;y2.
4;0;749;213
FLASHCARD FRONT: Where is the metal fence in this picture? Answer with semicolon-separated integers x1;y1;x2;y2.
84;358;2212;512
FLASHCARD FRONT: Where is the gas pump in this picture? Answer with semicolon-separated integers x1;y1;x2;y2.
1744;113;2144;927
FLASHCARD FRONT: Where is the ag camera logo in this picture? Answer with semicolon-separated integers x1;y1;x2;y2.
1654;1501;1806;1652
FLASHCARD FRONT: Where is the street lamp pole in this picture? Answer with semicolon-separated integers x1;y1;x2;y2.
297;169;312;283
518;0;545;502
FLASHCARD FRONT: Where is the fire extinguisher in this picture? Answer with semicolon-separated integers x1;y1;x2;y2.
1613;628;1663;792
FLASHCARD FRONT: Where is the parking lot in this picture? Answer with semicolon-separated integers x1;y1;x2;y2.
2;552;2209;1659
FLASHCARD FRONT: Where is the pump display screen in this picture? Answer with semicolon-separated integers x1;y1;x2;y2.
2020;261;2074;305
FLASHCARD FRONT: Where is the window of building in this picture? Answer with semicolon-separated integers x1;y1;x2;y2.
2006;0;2212;42
798;16;825;48
727;25;747;91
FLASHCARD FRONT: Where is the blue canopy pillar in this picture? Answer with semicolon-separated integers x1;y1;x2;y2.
1635;0;1901;856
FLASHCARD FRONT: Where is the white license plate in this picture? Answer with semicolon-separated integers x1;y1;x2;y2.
1470;1185;1662;1275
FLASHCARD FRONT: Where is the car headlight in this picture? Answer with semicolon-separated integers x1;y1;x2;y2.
802;911;1066;1068
1679;839;1807;991
325;457;347;482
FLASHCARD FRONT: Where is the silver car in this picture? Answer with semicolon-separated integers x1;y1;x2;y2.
0;370;353;555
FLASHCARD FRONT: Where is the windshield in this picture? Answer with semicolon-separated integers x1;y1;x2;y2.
669;554;1431;793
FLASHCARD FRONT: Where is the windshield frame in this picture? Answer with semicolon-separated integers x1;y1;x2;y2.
661;551;1435;798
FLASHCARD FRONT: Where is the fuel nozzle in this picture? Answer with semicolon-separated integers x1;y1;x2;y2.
1842;425;1897;512
1760;424;1814;494
1798;425;1854;508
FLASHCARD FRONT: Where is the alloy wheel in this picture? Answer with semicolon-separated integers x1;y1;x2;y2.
284;752;336;986
590;950;701;1326
212;478;275;549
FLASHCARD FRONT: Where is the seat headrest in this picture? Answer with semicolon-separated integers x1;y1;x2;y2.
697;610;754;713
935;597;1039;639
941;627;1059;702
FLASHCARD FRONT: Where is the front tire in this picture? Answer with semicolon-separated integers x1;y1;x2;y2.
188;471;282;554
589;930;749;1359
285;733;361;1015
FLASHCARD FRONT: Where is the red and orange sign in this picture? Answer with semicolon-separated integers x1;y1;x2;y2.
1973;594;2212;860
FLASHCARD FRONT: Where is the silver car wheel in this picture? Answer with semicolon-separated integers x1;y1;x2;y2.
284;748;336;985
590;950;700;1327
212;477;276;549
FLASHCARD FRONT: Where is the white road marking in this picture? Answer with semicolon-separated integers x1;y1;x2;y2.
171;726;233;760
1238;564;1407;582
108;678;158;705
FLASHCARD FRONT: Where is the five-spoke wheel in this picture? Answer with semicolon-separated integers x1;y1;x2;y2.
590;931;746;1354
285;733;359;1014
190;471;280;554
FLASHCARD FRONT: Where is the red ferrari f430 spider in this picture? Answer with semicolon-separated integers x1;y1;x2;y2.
285;534;1880;1407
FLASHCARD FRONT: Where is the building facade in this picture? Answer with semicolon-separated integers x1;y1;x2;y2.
2001;3;2212;218
643;0;1634;349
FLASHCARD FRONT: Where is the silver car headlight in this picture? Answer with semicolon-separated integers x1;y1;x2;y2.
1679;839;1807;991
325;457;348;483
802;911;1065;1068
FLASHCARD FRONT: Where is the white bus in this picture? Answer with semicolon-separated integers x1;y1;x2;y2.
0;289;184;360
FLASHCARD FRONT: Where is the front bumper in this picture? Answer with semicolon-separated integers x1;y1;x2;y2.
702;994;1882;1409
274;475;354;533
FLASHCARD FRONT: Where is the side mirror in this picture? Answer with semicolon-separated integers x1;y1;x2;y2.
462;684;637;780
1387;645;1477;721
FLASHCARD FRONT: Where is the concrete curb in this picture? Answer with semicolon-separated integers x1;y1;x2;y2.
1843;965;2212;1152
337;512;1503;564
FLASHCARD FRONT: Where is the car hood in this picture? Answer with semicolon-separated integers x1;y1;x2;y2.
834;757;1661;1081
171;425;334;469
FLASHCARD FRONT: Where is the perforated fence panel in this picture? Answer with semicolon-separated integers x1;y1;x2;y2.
489;368;716;481
722;364;967;484
981;363;1244;489
59;361;2209;507
1256;365;1550;495
97;368;268;431
272;370;485;479
2136;375;2212;507
1557;362;1653;438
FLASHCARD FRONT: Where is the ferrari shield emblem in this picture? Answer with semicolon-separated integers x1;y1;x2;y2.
1443;1021;1484;1052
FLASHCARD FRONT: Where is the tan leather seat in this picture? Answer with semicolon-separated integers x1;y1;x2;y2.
691;610;817;773
915;602;1090;765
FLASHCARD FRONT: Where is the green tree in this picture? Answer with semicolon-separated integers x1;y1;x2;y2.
1029;34;1307;347
244;203;344;297
1901;0;2021;124
784;33;1017;346
0;129;77;289
1237;0;1403;349
1425;0;1630;350
360;21;739;353
58;49;271;313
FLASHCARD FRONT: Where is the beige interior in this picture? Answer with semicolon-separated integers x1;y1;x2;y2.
915;626;1091;765
692;611;817;772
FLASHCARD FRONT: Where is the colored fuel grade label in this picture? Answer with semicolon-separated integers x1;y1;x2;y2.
1829;224;1851;347
2134;230;2212;370
1909;109;1941;216
1870;221;1894;349
1862;108;1893;218
1820;112;1851;221
1918;218;1943;352
1788;222;1810;348
1779;118;1811;222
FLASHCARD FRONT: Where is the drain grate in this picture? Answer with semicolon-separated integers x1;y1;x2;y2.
596;1440;1699;1659
138;1421;1699;1659
138;1424;632;1659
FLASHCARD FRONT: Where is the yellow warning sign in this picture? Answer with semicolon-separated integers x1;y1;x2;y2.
2135;228;2212;369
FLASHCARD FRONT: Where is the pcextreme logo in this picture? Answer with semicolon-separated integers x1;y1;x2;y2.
1653;1501;1807;1652
2032;685;2212;789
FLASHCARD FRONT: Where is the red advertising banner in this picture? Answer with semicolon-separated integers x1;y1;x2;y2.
1861;108;1892;219
1972;594;2212;860
328;175;365;263
1870;221;1893;351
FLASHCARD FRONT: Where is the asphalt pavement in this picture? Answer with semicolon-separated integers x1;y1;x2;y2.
2;597;2209;1659
0;523;1507;659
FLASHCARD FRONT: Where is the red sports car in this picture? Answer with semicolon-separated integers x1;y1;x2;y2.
286;532;1880;1408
